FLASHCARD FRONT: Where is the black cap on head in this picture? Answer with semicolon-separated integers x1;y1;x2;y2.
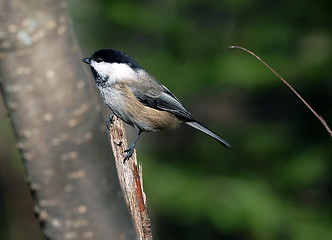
90;49;142;70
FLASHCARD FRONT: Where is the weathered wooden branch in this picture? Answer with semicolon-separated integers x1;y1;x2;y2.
0;0;136;239
109;116;153;240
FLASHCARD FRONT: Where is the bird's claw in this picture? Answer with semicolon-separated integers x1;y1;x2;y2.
123;145;135;163
106;113;115;130
122;130;141;163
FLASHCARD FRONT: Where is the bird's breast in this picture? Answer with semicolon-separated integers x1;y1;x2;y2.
98;82;181;132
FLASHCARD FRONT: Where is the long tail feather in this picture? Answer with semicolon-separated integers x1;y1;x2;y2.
186;121;232;149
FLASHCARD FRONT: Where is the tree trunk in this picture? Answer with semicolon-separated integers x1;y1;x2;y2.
0;0;136;239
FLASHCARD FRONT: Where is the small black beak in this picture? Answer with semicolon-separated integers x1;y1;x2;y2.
82;57;91;64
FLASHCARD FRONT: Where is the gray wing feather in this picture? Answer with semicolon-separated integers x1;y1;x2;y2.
127;72;232;149
129;73;193;121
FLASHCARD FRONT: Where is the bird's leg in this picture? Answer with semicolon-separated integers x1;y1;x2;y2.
106;113;115;130
123;129;142;163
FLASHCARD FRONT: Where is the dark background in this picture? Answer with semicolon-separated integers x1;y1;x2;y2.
1;0;331;239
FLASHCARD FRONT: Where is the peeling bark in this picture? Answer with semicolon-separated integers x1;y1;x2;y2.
109;117;153;240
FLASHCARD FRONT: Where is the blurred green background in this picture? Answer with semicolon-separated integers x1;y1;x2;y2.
1;0;331;239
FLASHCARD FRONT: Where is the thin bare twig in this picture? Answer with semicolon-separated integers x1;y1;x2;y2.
229;45;332;137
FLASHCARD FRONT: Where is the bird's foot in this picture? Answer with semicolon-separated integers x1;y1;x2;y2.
123;145;135;163
106;113;115;130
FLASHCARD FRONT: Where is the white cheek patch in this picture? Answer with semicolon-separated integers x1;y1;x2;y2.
91;61;137;84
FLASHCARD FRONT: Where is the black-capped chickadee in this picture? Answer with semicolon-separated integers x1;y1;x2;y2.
82;49;232;161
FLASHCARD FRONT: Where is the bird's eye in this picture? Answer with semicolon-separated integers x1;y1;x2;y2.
96;57;103;63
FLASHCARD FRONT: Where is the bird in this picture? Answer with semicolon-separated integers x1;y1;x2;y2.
82;49;232;161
